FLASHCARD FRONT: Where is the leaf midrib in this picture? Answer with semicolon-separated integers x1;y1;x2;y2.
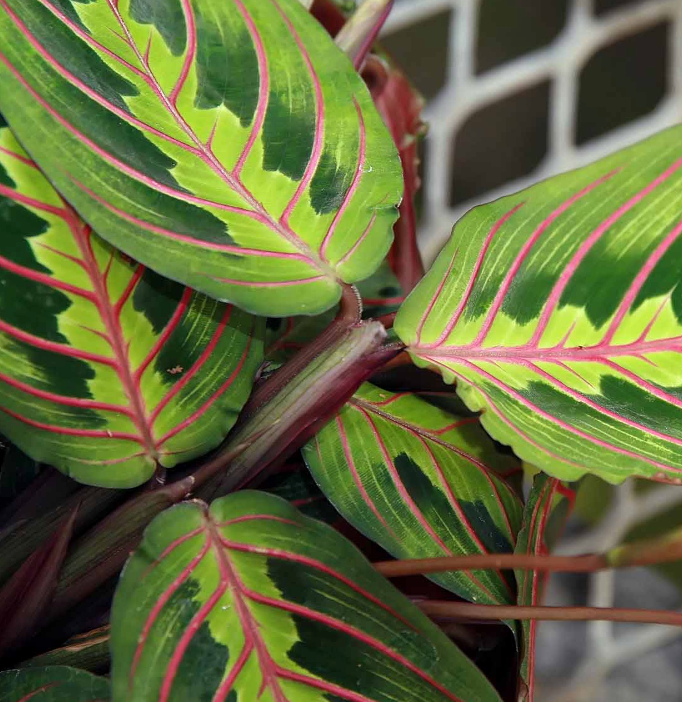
67;211;158;461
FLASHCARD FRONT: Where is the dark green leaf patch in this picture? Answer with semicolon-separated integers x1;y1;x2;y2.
194;8;260;127
130;0;187;57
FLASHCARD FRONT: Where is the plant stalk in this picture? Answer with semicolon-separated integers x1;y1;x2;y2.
374;529;682;577
241;283;362;418
417;602;682;627
197;319;397;500
47;476;195;621
335;0;394;70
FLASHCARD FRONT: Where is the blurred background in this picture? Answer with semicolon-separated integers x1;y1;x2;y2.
378;1;682;700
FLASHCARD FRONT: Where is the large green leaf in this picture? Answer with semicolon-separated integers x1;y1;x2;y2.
0;667;109;701
0;0;403;317
110;491;503;702
0;124;263;488
303;383;523;605
395;126;682;483
514;475;571;702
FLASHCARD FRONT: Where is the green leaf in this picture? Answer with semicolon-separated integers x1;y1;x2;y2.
395;126;682;483
110;491;503;702
0;125;263;488
514;475;571;702
0;0;403;317
303;383;523;605
0;667;110;702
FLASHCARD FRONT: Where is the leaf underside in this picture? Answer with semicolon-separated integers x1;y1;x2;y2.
0;0;403;317
514;475;570;701
0;666;110;702
304;383;522;605
110;492;503;702
396;125;682;484
0;124;263;488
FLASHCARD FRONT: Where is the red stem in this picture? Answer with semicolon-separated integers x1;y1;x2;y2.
417;601;682;627
374;536;682;577
241;284;362;418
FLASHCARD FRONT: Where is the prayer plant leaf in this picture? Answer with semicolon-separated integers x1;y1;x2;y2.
0;0;403;317
514;475;572;702
302;383;523;605
110;491;503;702
395;126;682;484
0;123;263;489
0;666;110;702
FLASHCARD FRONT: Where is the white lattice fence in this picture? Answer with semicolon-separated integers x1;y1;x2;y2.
383;0;682;263
380;1;682;699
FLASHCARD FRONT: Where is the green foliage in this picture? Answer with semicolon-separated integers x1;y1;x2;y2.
0;0;680;698
0;125;263;488
396;126;682;484
303;383;522;605
0;0;402;317
0;667;109;701
110;492;503;702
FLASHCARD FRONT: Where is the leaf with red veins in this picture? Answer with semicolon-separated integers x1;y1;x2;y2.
303;383;522;606
0;125;263;489
0;0;402;317
110;491;504;702
396;125;682;484
0;666;110;702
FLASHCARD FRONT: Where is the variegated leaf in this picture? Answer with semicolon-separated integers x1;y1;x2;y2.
303;383;523;605
395;126;682;484
110;491;502;702
0;0;403;317
0;123;263;488
514;475;571;702
0;667;109;702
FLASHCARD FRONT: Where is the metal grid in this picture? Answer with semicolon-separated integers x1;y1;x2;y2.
380;1;682;698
